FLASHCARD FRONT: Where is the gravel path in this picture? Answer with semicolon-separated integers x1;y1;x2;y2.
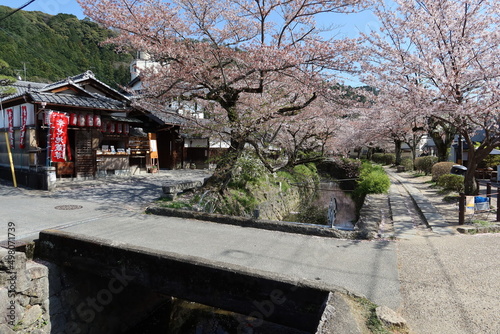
393;171;500;334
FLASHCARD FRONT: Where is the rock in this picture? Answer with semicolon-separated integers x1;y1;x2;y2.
375;305;407;328
0;324;15;334
20;305;43;329
26;262;49;280
27;277;49;304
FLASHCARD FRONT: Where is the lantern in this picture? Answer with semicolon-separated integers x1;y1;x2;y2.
86;114;94;127
78;114;86;127
69;113;77;126
123;123;130;135
93;115;101;128
116;123;123;134
100;120;107;133
108;122;115;133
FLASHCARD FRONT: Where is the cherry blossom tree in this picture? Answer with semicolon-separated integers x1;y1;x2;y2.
78;0;367;189
361;0;500;194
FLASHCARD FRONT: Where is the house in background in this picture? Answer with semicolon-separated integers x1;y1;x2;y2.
0;71;161;189
127;52;229;170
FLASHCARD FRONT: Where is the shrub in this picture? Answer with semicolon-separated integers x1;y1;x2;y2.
437;174;464;193
229;153;267;188
414;156;438;175
354;162;391;200
401;157;414;171
372;153;395;165
431;161;456;182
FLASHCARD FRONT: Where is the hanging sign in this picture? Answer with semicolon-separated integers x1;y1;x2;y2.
49;112;69;162
6;108;14;149
19;106;27;149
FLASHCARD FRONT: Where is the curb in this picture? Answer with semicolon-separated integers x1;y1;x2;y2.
456;225;500;234
145;205;357;239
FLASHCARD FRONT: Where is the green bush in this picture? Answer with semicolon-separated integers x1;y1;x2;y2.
414;156;438;175
372;153;396;165
401;157;414;171
229;153;267;188
354;162;391;200
437;174;464;192
431;162;456;182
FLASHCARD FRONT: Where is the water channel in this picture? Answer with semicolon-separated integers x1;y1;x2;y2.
283;180;357;230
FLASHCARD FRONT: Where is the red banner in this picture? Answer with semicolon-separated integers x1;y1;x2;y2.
19;106;27;149
6;108;14;149
49;112;69;162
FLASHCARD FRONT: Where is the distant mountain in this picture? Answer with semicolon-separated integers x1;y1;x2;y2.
0;6;133;88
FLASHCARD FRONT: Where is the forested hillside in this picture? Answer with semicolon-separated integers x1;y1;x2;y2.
0;6;133;88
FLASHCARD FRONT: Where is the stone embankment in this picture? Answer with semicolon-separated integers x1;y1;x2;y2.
0;248;50;334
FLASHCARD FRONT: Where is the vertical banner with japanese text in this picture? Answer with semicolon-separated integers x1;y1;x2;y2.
49;112;69;162
19;105;27;149
6;108;14;149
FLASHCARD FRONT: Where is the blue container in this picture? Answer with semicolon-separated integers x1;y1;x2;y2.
474;196;488;203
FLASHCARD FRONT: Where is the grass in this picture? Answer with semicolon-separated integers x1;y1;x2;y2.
352;296;409;334
471;219;495;227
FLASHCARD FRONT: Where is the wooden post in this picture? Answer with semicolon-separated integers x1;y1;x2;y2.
497;187;500;222
459;193;465;225
487;182;491;200
5;132;17;187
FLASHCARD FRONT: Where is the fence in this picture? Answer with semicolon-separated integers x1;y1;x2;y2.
458;182;500;224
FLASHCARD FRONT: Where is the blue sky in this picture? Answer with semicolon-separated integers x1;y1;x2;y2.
2;0;378;38
2;0;378;85
2;0;86;18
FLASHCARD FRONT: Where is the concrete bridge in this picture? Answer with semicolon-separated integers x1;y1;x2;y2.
1;171;401;333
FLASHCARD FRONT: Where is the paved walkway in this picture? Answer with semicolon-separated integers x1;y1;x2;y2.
386;168;500;334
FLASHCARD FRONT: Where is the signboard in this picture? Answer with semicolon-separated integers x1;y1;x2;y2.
6;108;14;149
19;105;27;149
49;112;69;162
149;133;158;159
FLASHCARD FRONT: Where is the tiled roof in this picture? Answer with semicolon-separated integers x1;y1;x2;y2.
149;109;188;125
28;92;128;110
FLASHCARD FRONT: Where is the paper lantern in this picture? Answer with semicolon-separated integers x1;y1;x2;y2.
69;113;77;126
93;115;101;128
116;123;123;134
108;122;116;133
100;120;107;132
78;114;86;127
86;114;94;127
123;123;130;134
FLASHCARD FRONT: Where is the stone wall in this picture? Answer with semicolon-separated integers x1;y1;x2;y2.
0;248;50;334
0;248;171;334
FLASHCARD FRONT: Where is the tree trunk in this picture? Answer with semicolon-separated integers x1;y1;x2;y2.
427;117;455;162
205;137;244;192
394;139;402;165
464;160;478;195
